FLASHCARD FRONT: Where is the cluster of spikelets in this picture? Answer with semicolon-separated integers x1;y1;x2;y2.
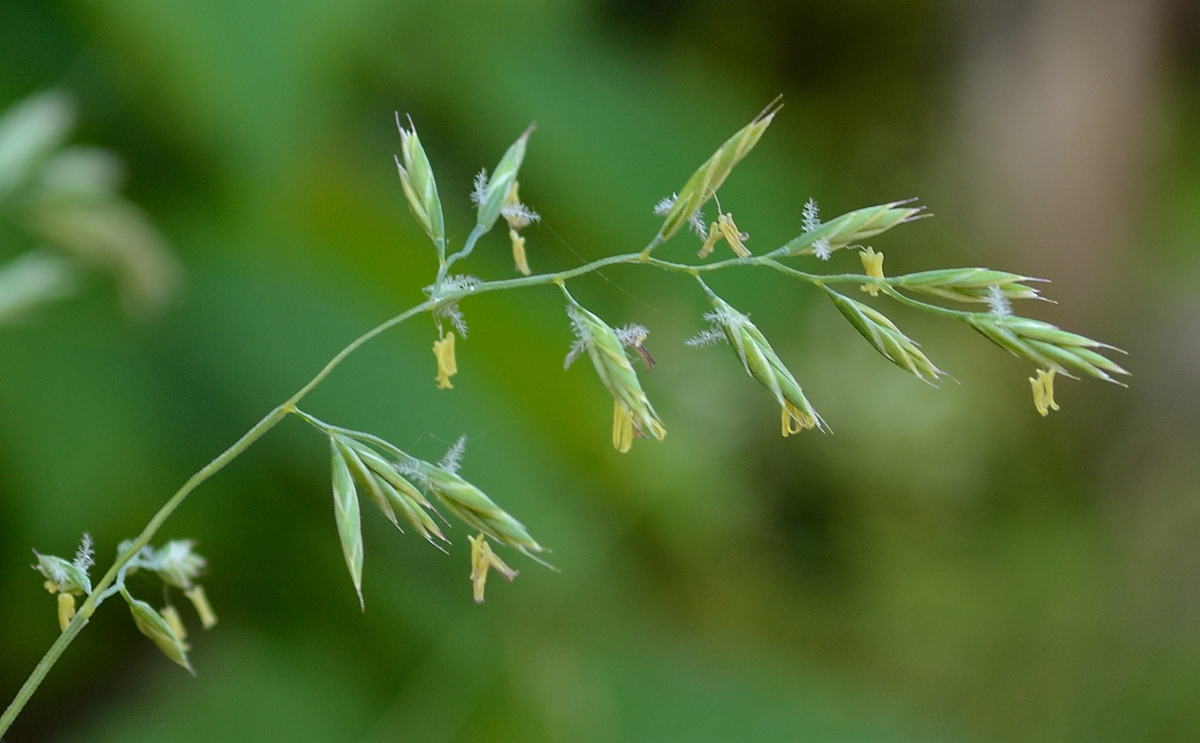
388;97;1127;602
289;411;548;607
33;535;215;672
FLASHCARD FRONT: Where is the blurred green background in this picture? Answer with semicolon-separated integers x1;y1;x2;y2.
2;0;1198;741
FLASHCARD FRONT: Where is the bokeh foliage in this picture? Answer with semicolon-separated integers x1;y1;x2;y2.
2;0;1197;741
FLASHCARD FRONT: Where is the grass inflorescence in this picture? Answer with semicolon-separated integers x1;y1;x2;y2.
0;96;1128;737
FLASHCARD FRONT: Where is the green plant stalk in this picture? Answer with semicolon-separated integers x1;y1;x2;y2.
0;238;986;735
437;223;487;283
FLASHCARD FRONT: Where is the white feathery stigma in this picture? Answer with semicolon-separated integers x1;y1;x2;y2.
614;324;649;348
564;305;590;369
987;285;1012;318
396;459;431;490
615;323;654;369
653;194;677;216
803;197;832;260
685;328;727;347
802;197;821;232
688;209;708;240
73;533;94;574
685;310;732;347
439;435;467;474
564;340;587;369
436;305;469;337
470;169;489;207
652;193;705;238
501;202;540;229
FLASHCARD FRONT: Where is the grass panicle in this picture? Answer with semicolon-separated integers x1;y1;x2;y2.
2;98;1130;737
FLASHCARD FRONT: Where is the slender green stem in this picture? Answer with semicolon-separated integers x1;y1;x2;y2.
879;285;980;321
438;223;487;283
636;234;664;259
434;237;446;272
759;257;980;320
0;614;87;734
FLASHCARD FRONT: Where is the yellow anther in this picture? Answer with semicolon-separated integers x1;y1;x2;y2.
160;605;191;650
184;585;218;629
716;213;751;258
433;331;457;389
502;182;536;274
612;401;635;453
697;213;751;259
781;401;817;437
645;416;667;442
510;229;530;275
860;247;884;297
1029;368;1060;417
698;222;722;259
57;593;75;632
469;532;518;603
